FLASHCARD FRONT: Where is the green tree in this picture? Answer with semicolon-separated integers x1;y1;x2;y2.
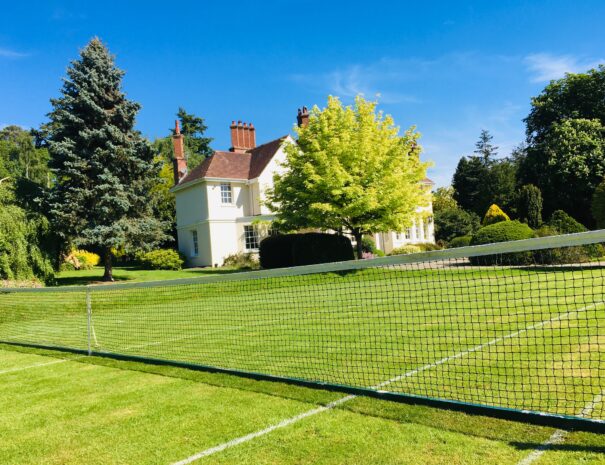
452;155;490;216
432;186;458;212
266;95;430;257
474;129;499;162
45;38;167;281
433;207;480;243
0;126;50;186
520;66;605;226
172;107;213;170
517;184;543;228
592;179;605;228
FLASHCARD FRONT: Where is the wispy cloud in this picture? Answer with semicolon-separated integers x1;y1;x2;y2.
524;53;603;83
0;47;28;58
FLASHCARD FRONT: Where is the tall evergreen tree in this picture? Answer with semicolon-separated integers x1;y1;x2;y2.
474;129;498;162
45;38;167;281
172;107;213;169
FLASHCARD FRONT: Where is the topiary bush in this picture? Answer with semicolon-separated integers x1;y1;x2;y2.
535;215;603;264
469;220;535;265
138;249;184;270
259;233;354;269
222;252;259;270
517;184;543;228
449;235;472;248
389;245;421;256
548;210;587;234
482;204;510;226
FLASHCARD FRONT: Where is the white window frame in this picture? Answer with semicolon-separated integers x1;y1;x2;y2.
405;228;412;240
220;183;233;204
415;222;423;241
244;225;260;251
191;230;199;257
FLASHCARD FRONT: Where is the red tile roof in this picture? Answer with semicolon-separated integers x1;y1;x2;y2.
178;136;287;185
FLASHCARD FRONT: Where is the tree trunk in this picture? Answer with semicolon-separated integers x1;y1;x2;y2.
353;229;363;259
103;248;114;282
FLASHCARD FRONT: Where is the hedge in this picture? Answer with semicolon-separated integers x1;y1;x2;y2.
449;235;472;248
469;220;535;265
259;233;354;269
138;249;184;270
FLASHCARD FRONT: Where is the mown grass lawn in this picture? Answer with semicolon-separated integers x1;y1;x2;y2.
54;265;244;287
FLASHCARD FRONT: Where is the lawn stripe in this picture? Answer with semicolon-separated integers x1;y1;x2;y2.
169;301;603;465
516;391;605;465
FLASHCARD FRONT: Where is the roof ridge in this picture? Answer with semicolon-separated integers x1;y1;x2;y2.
246;135;288;152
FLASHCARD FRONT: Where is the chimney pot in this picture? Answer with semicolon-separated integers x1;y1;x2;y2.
172;121;187;184
230;120;256;152
297;106;310;127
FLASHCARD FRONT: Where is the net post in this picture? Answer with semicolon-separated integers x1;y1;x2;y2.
86;285;92;356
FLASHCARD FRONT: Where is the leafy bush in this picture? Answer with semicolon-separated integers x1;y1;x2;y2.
534;223;603;264
62;249;100;270
259;233;354;269
138;249;184;270
482;204;510;226
469;221;535;265
222;252;259;270
416;242;442;252
517;184;543;228
434;207;480;243
548;210;587;234
389;245;421;256
449;235;472;248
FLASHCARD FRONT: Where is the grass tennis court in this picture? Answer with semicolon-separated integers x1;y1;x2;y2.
1;344;605;465
2;234;605;463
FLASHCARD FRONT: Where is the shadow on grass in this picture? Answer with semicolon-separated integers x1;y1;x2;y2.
511;441;605;453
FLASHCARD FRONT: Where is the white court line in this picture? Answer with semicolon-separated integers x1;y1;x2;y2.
516;391;605;465
169;301;604;465
0;358;69;375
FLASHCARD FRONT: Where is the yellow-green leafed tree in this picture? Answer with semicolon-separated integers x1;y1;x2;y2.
482;204;510;226
266;95;431;257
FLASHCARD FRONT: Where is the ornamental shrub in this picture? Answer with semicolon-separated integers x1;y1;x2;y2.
434;207;480;243
482;204;510;226
259;233;354;269
449;235;472;248
416;242;442;252
517;184;543;228
469;221;534;265
222;252;259;270
389;245;421;256
63;250;101;270
138;249;184;270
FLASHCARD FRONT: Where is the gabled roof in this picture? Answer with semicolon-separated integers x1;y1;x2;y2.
177;136;288;186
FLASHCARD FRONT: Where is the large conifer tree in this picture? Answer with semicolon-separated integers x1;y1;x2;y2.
46;38;166;281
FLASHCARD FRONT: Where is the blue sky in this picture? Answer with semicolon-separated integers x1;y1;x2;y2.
1;1;604;186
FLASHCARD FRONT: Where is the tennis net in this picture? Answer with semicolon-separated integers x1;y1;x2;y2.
2;230;605;431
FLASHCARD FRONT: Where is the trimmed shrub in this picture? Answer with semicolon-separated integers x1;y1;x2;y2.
63;250;100;270
482;204;510;226
389;245;421;256
138;249;184;270
416;242;442;252
535;222;603;264
449;235;472;248
222;252;259;270
469;221;535;265
259;233;354;269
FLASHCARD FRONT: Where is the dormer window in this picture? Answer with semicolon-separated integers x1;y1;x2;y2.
220;183;233;204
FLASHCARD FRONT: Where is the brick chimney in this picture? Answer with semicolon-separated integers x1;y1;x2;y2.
230;120;256;152
297;106;309;127
172;120;187;184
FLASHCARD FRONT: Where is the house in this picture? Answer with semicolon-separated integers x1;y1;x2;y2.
170;109;434;267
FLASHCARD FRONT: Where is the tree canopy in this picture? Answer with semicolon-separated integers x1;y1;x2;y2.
45;38;167;281
266;95;431;256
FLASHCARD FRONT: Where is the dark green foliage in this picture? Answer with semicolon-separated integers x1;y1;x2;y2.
259;233;354;269
0;187;55;283
45;39;168;281
448;235;472;248
520;67;605;226
591;179;605;228
516;184;543;228
548;210;587;234
469;221;535;265
434;207;480;243
533;225;600;264
137;249;184;271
